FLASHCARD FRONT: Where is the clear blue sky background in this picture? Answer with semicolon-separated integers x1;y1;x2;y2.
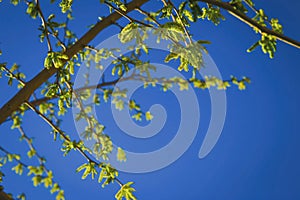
0;0;300;199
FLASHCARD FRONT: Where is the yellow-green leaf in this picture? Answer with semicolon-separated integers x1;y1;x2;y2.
117;147;126;162
145;111;153;121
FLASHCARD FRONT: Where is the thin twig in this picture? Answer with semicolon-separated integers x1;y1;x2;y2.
198;0;300;48
36;0;53;52
17;126;64;193
63;11;71;45
135;7;161;26
49;31;67;52
24;100;124;187
1;66;26;86
0;146;29;168
161;0;188;46
161;0;176;21
18;127;46;166
105;1;153;28
168;0;192;44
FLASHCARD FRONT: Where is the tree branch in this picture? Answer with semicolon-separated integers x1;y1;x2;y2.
198;0;300;48
0;0;149;125
0;188;12;200
24;101;124;187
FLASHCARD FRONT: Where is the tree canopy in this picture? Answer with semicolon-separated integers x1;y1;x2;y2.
0;0;299;199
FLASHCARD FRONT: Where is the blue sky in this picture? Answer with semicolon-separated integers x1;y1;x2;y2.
0;0;300;199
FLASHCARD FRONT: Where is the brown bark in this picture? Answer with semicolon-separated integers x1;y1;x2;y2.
0;190;12;200
0;0;149;125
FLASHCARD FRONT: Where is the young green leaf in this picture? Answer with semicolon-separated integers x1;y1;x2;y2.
145;111;153;121
117;147;126;162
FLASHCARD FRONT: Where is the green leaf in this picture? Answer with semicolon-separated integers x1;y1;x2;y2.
128;100;140;111
44;52;68;69
271;18;283;34
115;182;137;200
145;111;153;121
112;98;124;111
32;175;42;187
258;34;277;58
10;63;19;72
76;163;89;179
48;14;56;21
93;94;100;105
188;1;202;22
11;115;22;129
201;6;225;25
242;76;251;84
27;166;44;176
59;0;73;13
132;112;142;121
117;147;126;162
12;163;23;175
10;0;19;6
7;154;13;162
57;53;69;60
44;53;53;69
238;81;246;90
119;23;139;43
56;190;65;200
98;164;118;188
161;22;184;34
41;171;53;188
17;193;26;200
68;62;74;75
119;4;127;12
165;52;179;63
229;0;248;14
26;2;38;19
159;4;173;19
76;162;97;180
50;183;60;194
27;149;36;158
178;57;189;72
